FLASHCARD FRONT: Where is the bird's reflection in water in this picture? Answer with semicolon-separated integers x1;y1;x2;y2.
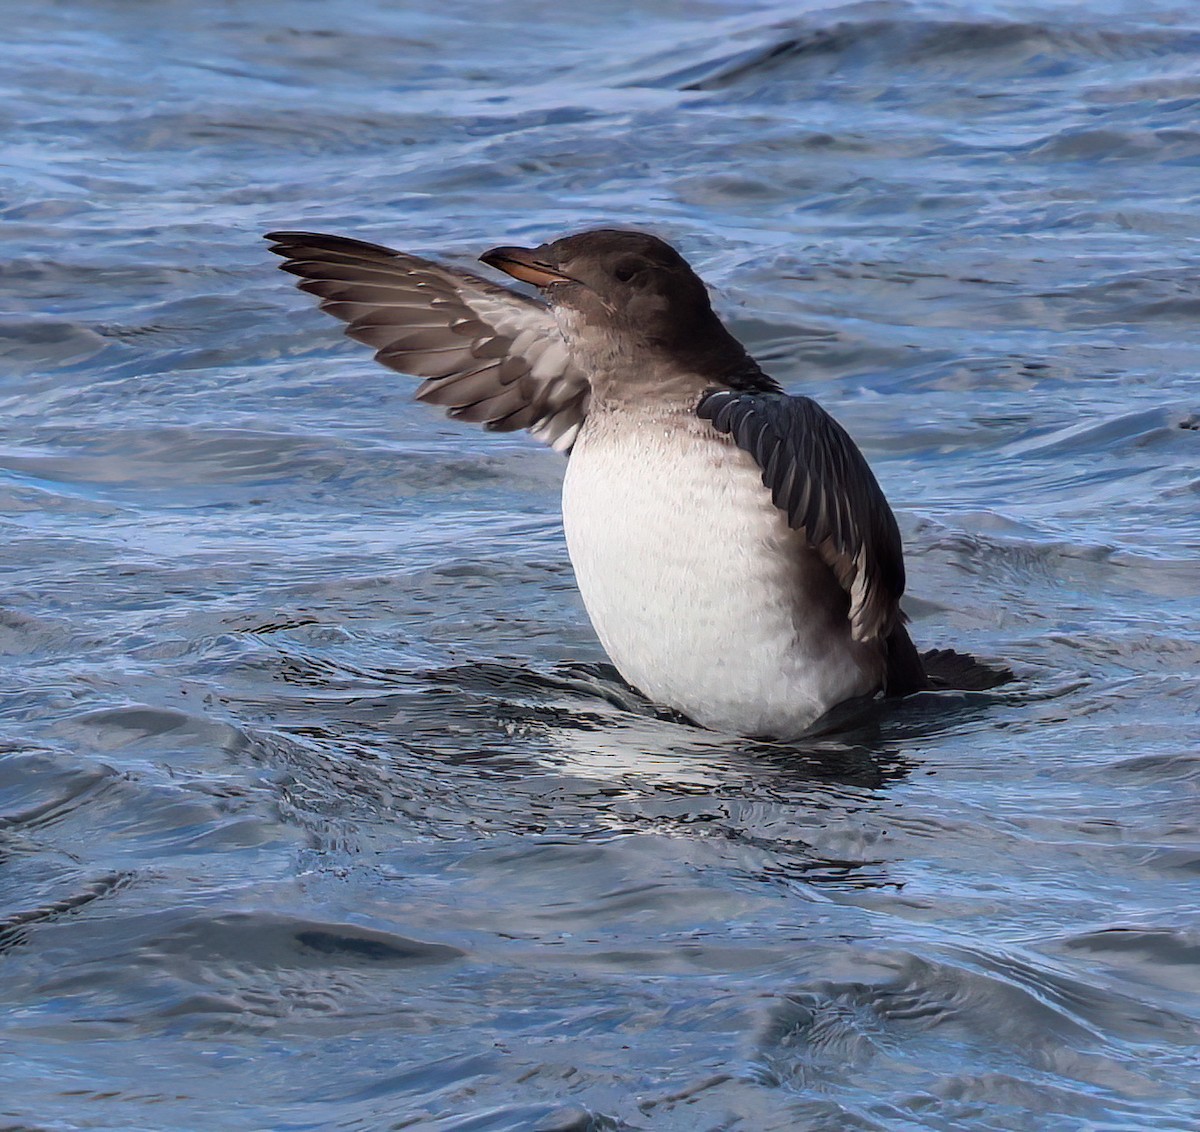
257;648;1020;894
416;656;1017;790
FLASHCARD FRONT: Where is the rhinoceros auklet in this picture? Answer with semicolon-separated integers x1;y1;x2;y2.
267;228;1008;738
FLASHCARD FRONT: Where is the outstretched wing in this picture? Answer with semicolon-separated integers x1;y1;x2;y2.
697;389;905;642
266;231;590;452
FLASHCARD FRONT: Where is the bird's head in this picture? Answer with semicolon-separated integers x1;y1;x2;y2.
481;229;722;360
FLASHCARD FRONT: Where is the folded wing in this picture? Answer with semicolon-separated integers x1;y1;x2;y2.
266;231;590;452
697;389;906;643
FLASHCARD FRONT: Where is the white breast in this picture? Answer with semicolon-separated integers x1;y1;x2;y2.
561;407;884;738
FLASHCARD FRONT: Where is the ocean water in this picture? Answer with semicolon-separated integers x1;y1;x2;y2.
2;1;1199;1129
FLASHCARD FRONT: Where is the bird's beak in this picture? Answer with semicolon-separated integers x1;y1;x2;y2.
480;245;576;288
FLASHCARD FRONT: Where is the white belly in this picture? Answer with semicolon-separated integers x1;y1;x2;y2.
561;409;884;738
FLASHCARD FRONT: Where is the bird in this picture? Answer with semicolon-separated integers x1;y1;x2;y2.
265;227;1009;739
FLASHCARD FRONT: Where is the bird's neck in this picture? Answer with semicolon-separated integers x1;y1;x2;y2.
558;311;781;408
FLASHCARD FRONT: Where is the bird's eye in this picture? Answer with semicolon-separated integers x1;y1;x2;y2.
613;259;644;283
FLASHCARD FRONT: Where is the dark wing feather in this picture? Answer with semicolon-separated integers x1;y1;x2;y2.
697;389;905;642
265;231;590;453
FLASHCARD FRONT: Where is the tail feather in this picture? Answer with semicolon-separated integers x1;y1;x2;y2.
920;647;1013;692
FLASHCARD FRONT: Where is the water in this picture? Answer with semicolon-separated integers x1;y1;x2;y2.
3;1;1198;1128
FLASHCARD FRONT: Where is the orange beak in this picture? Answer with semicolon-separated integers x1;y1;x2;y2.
480;246;576;288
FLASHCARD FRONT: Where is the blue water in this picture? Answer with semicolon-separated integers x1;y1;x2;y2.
3;1;1199;1129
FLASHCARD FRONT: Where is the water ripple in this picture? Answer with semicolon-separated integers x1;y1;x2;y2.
2;0;1198;1128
